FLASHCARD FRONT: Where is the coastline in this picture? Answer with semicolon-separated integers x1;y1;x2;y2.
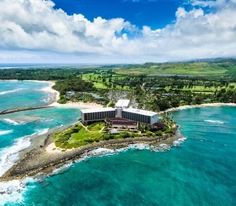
160;103;236;113
0;128;181;181
45;80;104;109
0;79;103;110
1;79;235;181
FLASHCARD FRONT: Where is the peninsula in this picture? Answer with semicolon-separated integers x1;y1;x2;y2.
0;98;179;181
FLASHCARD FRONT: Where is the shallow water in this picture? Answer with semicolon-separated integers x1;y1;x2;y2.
0;81;54;111
0;81;236;206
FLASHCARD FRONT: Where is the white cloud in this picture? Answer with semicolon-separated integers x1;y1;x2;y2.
0;0;236;63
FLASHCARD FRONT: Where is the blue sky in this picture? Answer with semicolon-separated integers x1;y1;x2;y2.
0;0;235;64
52;0;184;29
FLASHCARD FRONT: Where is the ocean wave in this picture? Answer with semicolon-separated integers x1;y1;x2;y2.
0;88;24;96
173;137;187;147
0;178;34;205
35;128;49;135
0;129;13;136
0;137;31;177
204;119;224;124
52;143;174;176
2;118;20;125
0;128;49;177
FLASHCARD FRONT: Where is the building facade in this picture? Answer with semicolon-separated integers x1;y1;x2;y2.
80;100;159;125
122;108;158;125
81;108;116;123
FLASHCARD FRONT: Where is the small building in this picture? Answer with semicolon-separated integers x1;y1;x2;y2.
122;108;158;125
81;108;116;123
106;118;138;130
115;99;130;108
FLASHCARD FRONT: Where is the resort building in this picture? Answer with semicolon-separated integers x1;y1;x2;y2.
81;108;116;123
80;99;159;126
122;108;158;125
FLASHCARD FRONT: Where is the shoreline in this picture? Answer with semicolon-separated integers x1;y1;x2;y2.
0;79;103;110
160;103;236;113
43;80;104;109
0;128;181;182
1;79;236;181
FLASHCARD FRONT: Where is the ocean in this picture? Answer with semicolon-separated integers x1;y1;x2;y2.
0;81;235;206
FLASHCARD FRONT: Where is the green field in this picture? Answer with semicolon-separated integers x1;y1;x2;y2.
54;122;105;148
82;72;130;90
53;120;175;149
115;60;236;78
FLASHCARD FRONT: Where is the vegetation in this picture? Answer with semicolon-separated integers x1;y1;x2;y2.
52;78;95;104
53;116;175;149
0;59;236;110
115;59;236;79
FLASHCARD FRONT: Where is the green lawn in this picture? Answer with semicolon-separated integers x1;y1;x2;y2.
54;122;105;148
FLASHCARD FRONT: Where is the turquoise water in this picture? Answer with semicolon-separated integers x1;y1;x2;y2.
0;81;81;203
14;106;235;206
0;81;53;111
0;81;236;206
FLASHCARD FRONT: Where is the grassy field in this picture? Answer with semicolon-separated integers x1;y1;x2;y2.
114;60;236;78
53;121;171;149
54;122;105;148
82;73;130;90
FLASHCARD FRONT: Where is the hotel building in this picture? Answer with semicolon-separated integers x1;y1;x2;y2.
80;99;159;125
122;108;158;125
81;108;116;123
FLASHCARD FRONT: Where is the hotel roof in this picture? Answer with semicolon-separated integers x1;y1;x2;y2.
123;107;158;117
115;99;130;108
80;107;116;114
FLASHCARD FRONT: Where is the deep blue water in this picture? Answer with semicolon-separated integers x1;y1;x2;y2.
0;81;235;206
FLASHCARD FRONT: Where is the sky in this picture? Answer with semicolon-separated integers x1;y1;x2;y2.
0;0;236;64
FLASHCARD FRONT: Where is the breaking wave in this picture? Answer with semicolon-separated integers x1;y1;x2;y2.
204;119;224;124
2;118;20;126
0;178;34;205
0;128;49;177
0;88;24;96
0;129;13;136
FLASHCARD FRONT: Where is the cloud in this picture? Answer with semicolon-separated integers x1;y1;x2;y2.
0;0;236;63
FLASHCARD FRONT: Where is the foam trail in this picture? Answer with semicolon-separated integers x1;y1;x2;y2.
0;88;24;96
2;118;20;125
0;178;34;205
0;128;49;177
0;129;13;136
204;119;224;124
35;128;49;135
0;137;31;177
173;137;187;147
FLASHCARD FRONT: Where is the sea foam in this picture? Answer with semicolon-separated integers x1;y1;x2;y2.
204;119;224;124
2;118;20;125
0;137;31;177
0;128;49;177
0;178;34;205
0;129;13;136
0;88;24;96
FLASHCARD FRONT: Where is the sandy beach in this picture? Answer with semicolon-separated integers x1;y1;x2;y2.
41;80;104;109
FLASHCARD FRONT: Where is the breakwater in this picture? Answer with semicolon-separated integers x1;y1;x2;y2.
0;106;52;115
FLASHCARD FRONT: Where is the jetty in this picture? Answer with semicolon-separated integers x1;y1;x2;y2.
0;105;52;115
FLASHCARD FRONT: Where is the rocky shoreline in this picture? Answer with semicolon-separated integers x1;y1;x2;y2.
0;127;180;181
